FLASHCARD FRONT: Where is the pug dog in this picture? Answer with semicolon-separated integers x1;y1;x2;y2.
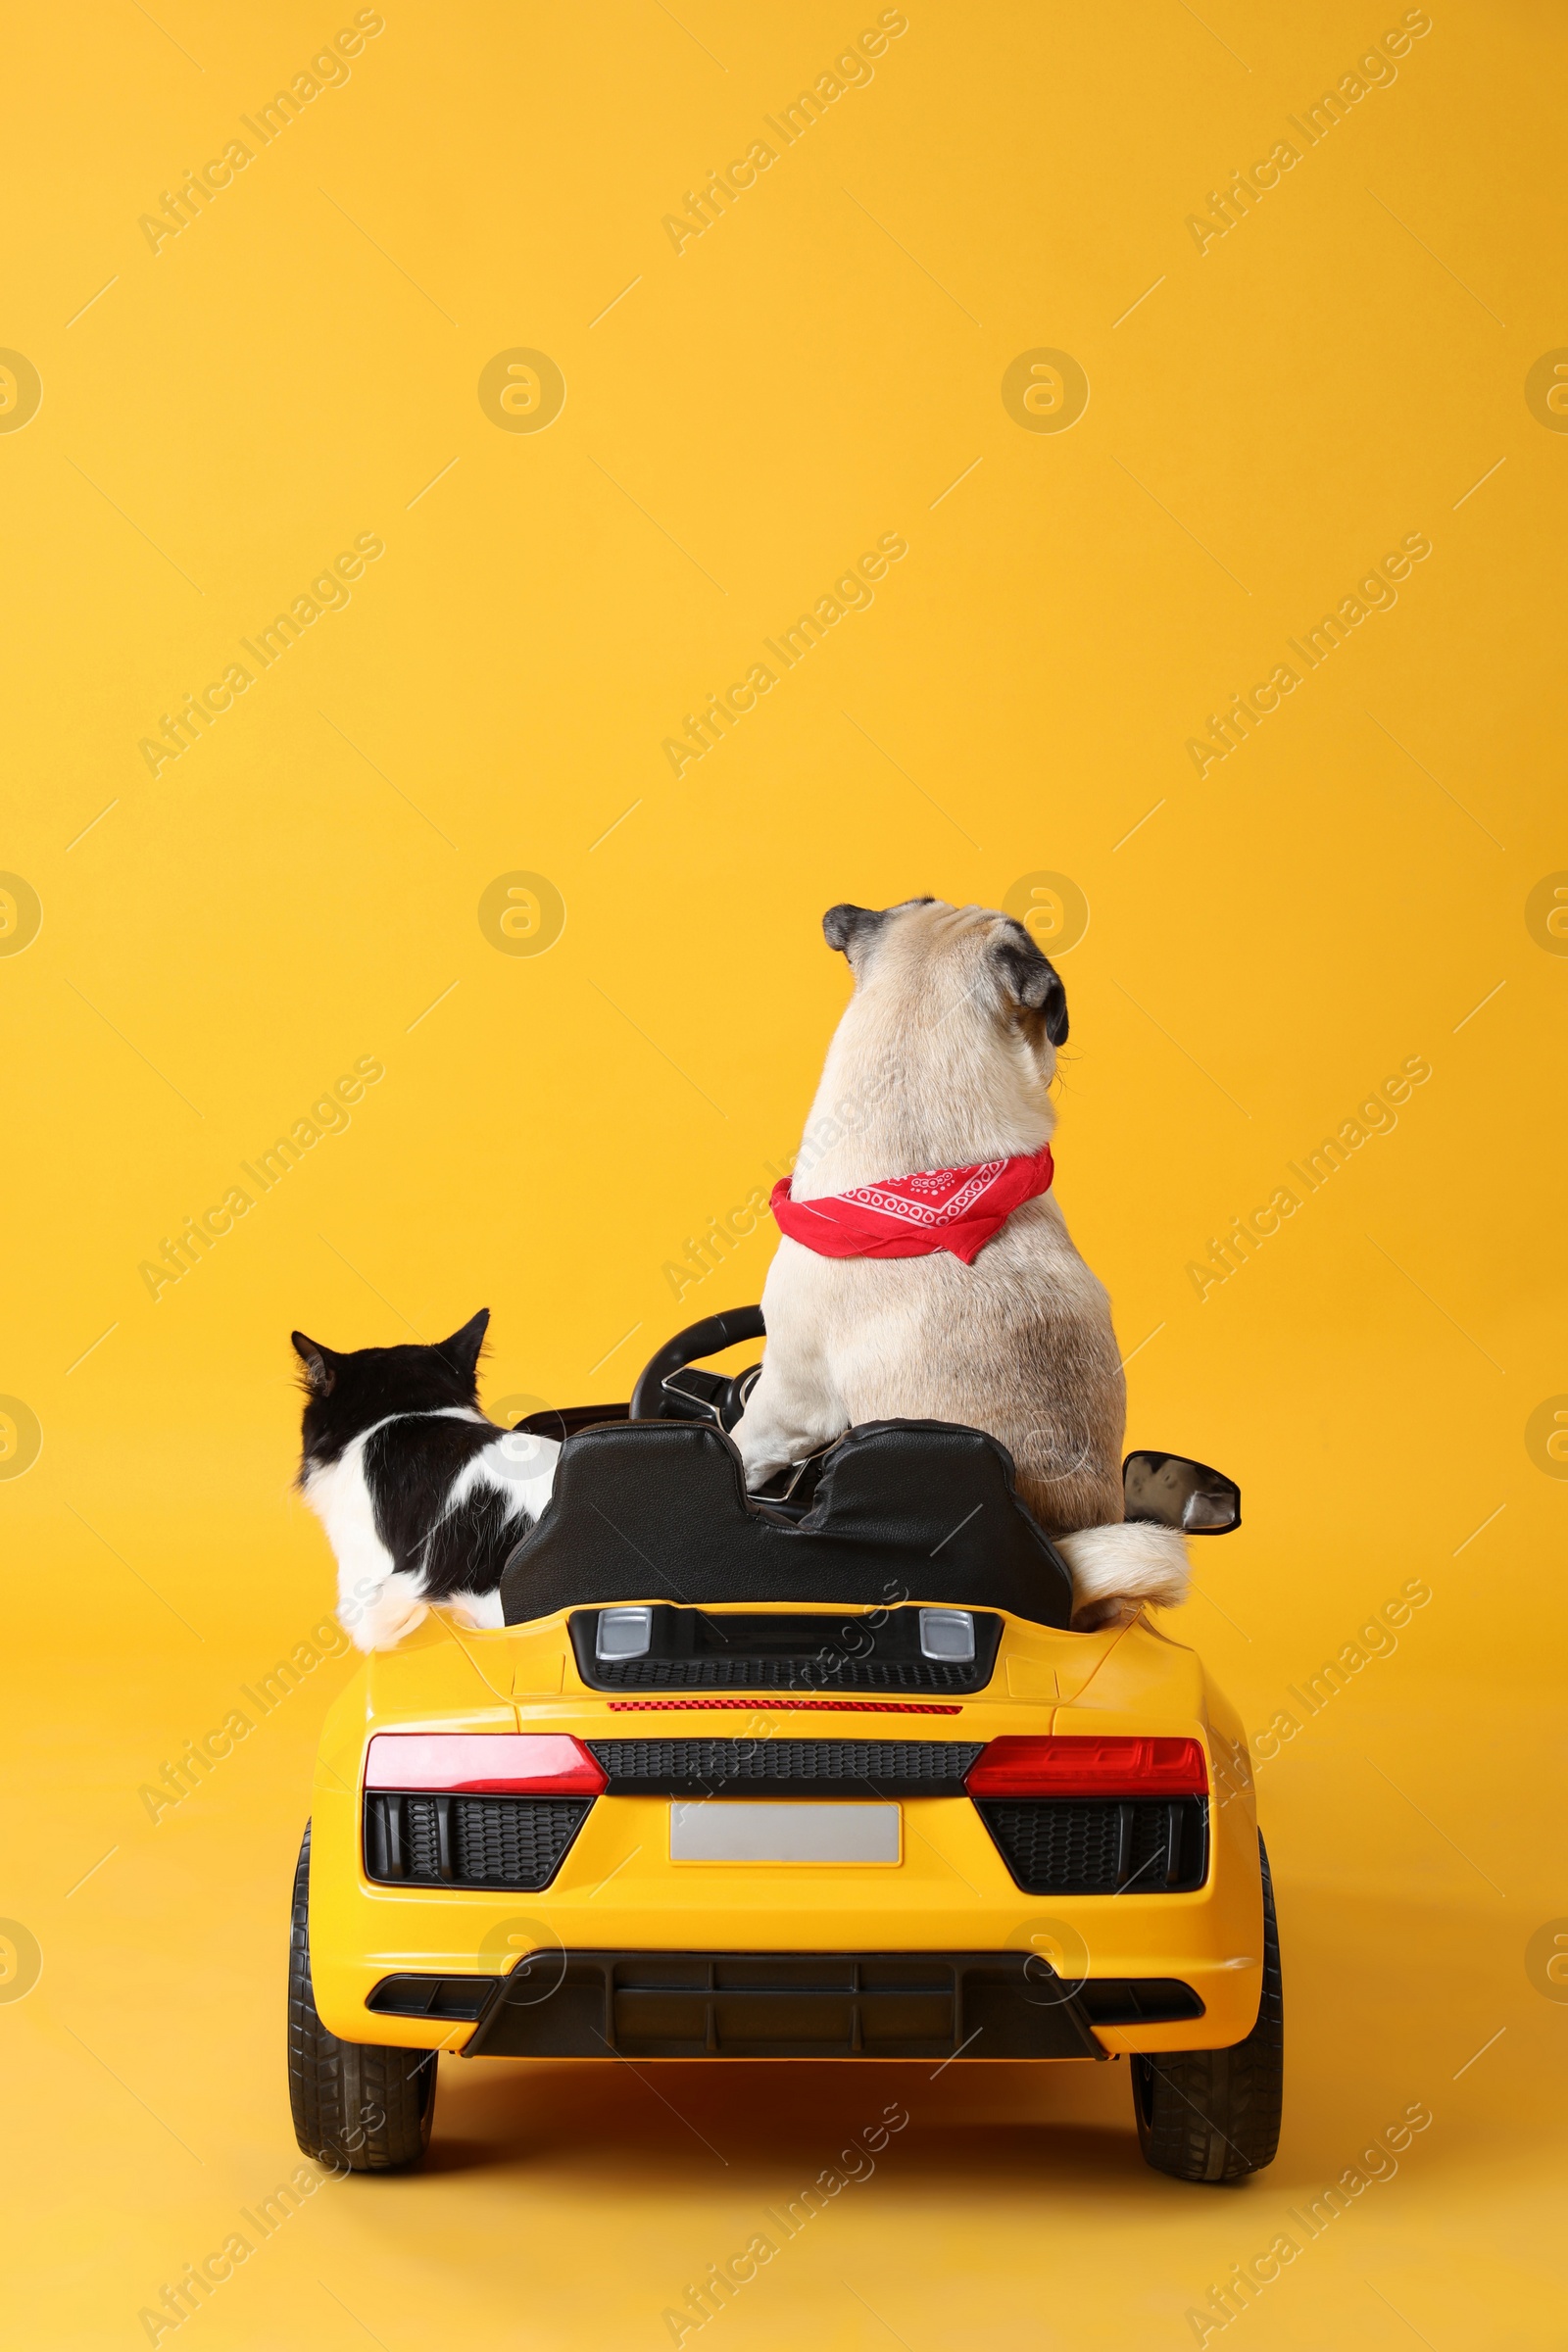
730;899;1188;1629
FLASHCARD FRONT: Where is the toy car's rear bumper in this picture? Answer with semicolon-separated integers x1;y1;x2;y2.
376;1947;1206;2060
307;1608;1266;2060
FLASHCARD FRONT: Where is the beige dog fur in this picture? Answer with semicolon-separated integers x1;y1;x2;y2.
731;899;1189;1629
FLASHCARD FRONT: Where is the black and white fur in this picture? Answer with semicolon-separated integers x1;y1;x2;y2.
292;1310;557;1650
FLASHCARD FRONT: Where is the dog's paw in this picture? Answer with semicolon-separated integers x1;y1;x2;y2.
1055;1521;1190;1624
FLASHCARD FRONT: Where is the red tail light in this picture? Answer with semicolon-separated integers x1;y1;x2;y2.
964;1736;1207;1799
365;1734;607;1795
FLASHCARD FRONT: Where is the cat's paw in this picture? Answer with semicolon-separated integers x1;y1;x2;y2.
442;1589;506;1632
339;1568;431;1651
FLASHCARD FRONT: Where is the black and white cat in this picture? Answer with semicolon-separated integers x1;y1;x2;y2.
292;1310;558;1650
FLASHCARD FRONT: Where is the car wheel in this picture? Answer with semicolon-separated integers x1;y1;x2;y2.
287;1822;437;2172
1131;1832;1283;2182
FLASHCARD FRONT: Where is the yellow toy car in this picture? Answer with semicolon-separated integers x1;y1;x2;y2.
288;1309;1280;2183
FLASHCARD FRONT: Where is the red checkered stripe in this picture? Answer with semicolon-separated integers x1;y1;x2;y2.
603;1696;963;1715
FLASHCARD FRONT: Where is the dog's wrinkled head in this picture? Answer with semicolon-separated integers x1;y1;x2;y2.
823;899;1068;1052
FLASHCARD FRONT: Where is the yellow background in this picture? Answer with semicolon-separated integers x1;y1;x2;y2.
5;0;1565;2343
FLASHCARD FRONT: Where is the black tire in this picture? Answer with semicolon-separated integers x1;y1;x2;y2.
287;1822;437;2172
1131;1833;1283;2182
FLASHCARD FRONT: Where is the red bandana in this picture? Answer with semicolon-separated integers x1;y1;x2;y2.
770;1144;1054;1266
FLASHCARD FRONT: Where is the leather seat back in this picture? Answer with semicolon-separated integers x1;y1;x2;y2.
499;1418;1074;1629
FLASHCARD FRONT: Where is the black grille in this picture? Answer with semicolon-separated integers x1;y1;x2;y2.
977;1799;1207;1894
588;1739;984;1796
569;1606;1003;1694
588;1655;983;1692
364;1792;591;1890
401;1794;441;1880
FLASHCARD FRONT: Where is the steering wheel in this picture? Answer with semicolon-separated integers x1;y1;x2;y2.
628;1305;765;1431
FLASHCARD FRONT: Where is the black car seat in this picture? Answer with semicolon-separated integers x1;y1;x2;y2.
498;1418;1074;1630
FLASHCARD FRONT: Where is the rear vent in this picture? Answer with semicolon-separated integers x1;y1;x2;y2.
364;1792;591;1890
977;1798;1207;1895
570;1606;1003;1694
588;1738;984;1796
367;1974;500;2021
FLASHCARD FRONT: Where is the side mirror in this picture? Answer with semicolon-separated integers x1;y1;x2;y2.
1123;1450;1241;1536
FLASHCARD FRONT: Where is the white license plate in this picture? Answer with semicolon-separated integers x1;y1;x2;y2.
668;1801;902;1865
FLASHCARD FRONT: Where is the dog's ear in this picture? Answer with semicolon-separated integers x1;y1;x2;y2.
822;903;888;960
823;899;939;962
992;924;1069;1046
291;1331;336;1396
438;1308;490;1386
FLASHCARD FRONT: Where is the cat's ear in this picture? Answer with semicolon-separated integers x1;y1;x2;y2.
291;1331;336;1396
438;1308;490;1386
